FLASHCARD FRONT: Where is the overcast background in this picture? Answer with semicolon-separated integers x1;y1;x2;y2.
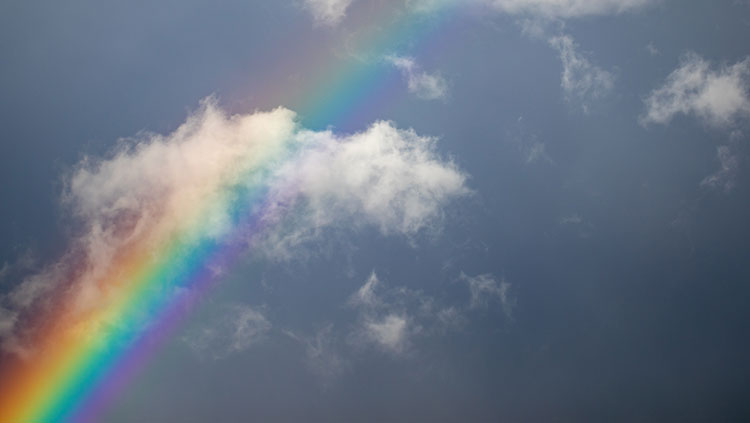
2;0;750;421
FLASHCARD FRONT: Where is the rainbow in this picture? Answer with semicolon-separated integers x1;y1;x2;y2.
0;2;462;422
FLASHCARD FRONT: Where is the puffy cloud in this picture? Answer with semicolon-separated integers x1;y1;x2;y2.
184;304;271;360
302;0;352;26
0;99;468;355
641;53;750;128
460;273;515;317
386;55;449;101
549;35;615;113
257;118;468;259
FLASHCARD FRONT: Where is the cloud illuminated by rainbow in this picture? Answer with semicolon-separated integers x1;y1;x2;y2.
0;100;467;423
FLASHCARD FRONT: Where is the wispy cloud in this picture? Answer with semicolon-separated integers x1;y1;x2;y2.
701;131;745;193
549;35;615;113
362;314;410;354
646;42;660;56
460;273;515;318
701;145;741;192
285;324;348;384
641;53;750;128
348;273;415;355
412;0;654;19
348;272;462;356
302;0;352;26
184;303;271;360
386;55;449;101
348;271;381;308
486;0;655;19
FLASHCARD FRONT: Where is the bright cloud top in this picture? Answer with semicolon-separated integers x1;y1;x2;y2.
642;53;750;128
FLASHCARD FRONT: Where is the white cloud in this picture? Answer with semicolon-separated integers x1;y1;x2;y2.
641;53;750;128
302;0;352;26
460;273;515;317
184;304;270;360
549;35;615;113
258;118;468;259
387;55;449;101
0;99;467;355
363;314;409;353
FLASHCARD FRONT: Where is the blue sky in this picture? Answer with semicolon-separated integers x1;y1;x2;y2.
2;0;750;421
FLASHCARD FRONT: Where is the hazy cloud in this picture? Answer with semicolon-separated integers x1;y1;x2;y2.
642;53;750;128
362;314;409;353
701;131;745;192
348;271;381;308
348;273;413;355
387;55;449;101
559;214;583;225
646;42;660;56
303;0;352;26
285;324;348;384
348;272;462;355
461;273;515;317
486;0;653;18
184;304;271;360
525;142;552;164
701;145;741;192
549;35;615;113
411;0;654;19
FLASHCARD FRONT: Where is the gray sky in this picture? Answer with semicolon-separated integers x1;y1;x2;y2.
2;0;750;422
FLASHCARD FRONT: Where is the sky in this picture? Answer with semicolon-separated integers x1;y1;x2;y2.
1;0;750;422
